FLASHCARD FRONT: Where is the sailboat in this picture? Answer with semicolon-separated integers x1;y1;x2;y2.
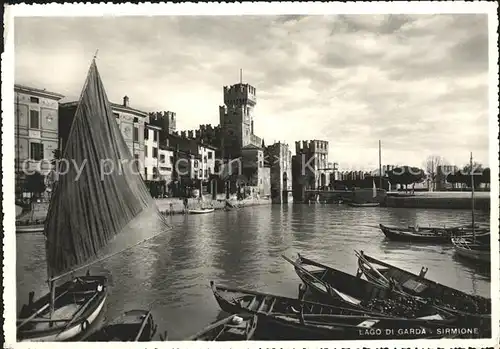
17;58;166;341
451;153;490;264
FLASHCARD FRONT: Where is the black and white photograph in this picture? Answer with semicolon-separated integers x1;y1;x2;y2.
2;2;499;347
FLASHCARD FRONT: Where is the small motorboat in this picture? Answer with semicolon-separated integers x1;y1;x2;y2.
348;202;380;207
188;208;215;214
209;282;455;340
282;254;455;321
452;237;491;264
188;314;258;341
17;276;107;342
356;250;491;327
82;310;159;341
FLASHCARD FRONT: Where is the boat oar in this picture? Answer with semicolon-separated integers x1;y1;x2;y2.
354;251;391;286
134;311;152;341
17;289;70;330
57;291;99;335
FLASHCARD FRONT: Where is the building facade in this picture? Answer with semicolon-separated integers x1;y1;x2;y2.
265;142;292;203
294;140;331;190
14;85;65;198
59;96;149;177
144;123;162;181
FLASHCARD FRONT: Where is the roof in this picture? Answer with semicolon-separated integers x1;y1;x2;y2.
242;144;262;150
60;100;148;117
14;84;65;100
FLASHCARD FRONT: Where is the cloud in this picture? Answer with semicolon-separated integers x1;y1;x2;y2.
14;14;491;170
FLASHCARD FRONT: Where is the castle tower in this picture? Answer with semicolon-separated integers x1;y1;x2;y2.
219;77;257;158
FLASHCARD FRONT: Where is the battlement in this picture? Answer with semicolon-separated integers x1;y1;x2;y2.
149;110;176;134
223;83;256;106
295;140;329;154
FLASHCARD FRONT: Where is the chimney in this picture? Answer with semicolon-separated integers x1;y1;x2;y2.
123;95;129;107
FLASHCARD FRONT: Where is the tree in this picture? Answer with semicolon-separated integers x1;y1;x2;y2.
423;155;446;191
388;166;425;192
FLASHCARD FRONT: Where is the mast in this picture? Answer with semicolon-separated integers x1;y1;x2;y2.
470;152;475;242
378;140;382;190
240;69;242;84
16;93;20;176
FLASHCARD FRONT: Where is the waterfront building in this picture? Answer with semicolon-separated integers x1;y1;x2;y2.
198;143;217;181
240;144;270;197
294;140;331;189
14;84;65;198
265;141;292;203
59;96;149;177
144;123;162;181
219;81;262;159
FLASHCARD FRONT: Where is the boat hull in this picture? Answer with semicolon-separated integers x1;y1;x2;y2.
356;251;491;330
83;310;158;341
379;224;489;244
188;208;215;214
452;238;490;264
188;314;258;341
210;282;453;340
16;224;44;234
17;276;107;342
348;203;380;207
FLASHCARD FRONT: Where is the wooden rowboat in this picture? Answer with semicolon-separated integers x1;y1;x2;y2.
82;310;159;341
188;314;258;341
188;208;215;214
356;250;491;327
452;237;491;264
282;254;456;322
210;282;454;340
17;276;107;342
16;224;45;234
379;224;489;243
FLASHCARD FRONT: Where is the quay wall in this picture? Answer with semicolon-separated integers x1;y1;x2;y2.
155;196;272;215
384;192;490;210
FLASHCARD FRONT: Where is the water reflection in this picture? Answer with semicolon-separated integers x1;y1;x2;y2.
17;204;491;340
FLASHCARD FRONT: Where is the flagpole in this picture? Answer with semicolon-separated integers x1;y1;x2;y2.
378;140;382;190
470;152;475;242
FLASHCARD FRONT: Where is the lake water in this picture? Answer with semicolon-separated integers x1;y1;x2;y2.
16;204;491;340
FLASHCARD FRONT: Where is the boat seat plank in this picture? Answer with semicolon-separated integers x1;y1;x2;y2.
256;296;269;312
267;298;277;314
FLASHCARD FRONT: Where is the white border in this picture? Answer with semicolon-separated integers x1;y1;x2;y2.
3;2;499;348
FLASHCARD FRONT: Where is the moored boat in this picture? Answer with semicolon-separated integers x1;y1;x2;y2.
17;276;107;342
452;237;490;264
378;224;489;243
188;208;215;214
356;250;491;327
348;202;380;207
16;224;45;234
210;282;454;340
82;310;159;341
282;254;455;321
188;314;258;341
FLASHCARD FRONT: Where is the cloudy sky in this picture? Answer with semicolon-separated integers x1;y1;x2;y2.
15;14;491;170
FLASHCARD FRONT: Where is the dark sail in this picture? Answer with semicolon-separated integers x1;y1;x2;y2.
44;60;164;279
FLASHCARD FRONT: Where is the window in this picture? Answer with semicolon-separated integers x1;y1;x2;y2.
153;131;158;142
133;127;139;142
113;112;120;118
199;169;203;177
144;168;148;179
145;146;148;157
30;110;40;129
152;147;158;158
134;154;139;160
160;154;165;162
133;117;139;123
259;161;263;168
194;160;198;168
144;128;149;140
153;167;158;178
169;156;174;164
204;156;207;163
204;169;208;177
30;96;39;104
208;152;213;159
30;143;43;161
